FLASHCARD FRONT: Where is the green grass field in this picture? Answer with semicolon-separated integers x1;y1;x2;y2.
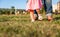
0;14;60;37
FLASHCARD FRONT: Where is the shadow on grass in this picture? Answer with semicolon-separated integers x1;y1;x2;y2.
41;18;48;21
54;17;60;20
42;17;60;21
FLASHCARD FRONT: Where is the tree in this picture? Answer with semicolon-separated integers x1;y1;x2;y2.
10;6;15;14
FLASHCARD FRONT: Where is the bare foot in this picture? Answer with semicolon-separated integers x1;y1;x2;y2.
47;16;53;21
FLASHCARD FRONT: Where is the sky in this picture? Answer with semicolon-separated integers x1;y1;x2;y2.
0;0;59;9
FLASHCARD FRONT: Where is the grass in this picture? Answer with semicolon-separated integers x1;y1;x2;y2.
0;14;60;37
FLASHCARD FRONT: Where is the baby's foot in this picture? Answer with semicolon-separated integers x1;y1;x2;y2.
38;15;43;21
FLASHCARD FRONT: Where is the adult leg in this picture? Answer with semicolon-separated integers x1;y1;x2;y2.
44;0;53;21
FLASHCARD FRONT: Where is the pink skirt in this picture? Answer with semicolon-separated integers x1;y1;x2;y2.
26;0;42;11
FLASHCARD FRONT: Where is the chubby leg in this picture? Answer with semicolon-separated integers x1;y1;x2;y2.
29;10;35;22
36;9;43;20
34;10;38;20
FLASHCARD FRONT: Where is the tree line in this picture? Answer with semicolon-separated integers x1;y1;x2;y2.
0;6;25;15
0;6;46;15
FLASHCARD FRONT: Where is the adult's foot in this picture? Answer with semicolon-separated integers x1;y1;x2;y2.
47;15;53;21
